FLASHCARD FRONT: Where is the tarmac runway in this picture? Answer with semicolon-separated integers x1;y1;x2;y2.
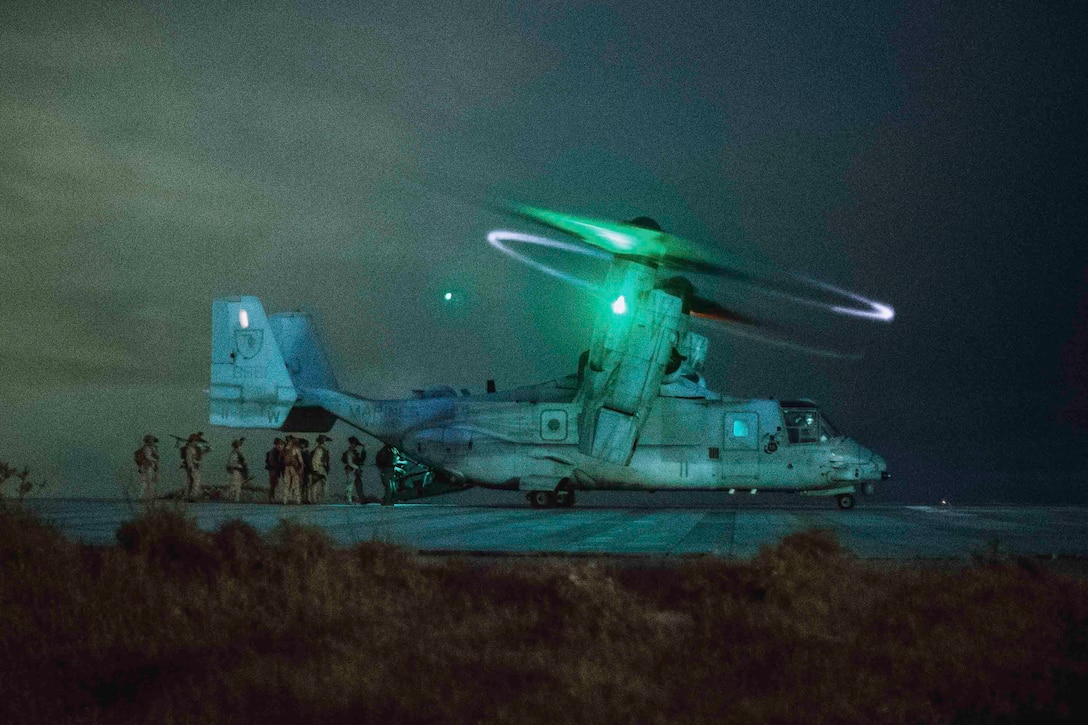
21;499;1088;559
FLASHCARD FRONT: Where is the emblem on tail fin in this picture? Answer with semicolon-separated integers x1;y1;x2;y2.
233;329;264;360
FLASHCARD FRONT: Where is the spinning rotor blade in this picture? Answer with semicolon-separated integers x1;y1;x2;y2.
509;203;792;291
503;202;894;327
509;204;748;274
689;295;762;327
656;275;766;329
509;204;668;259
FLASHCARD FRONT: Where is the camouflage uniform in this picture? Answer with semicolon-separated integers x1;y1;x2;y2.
299;439;312;503
183;433;209;501
135;434;160;500
309;434;331;503
342;437;366;503
281;437;304;505
265;439;284;503
226;438;247;502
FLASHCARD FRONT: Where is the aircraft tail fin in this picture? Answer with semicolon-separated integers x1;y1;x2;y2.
267;310;339;432
210;296;297;428
267;311;339;392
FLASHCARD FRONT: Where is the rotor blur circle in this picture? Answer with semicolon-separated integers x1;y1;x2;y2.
486;230;607;293
484;225;890;360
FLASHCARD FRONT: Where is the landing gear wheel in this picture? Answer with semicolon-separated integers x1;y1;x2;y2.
836;493;855;510
555;488;576;508
529;491;556;509
862;481;875;496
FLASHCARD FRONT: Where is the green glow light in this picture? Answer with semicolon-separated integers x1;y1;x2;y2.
443;292;453;301
510;203;739;272
611;295;627;314
514;204;666;258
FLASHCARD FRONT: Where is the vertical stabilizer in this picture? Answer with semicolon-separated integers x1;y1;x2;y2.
210;296;297;428
268;312;339;391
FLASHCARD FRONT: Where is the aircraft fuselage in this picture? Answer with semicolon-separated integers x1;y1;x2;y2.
303;379;886;496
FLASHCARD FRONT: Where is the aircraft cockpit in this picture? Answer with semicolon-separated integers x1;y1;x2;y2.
779;400;841;444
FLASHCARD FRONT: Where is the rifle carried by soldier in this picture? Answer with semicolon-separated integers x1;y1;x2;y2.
169;434;187;463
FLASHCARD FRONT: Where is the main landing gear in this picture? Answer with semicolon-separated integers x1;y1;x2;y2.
528;486;576;509
836;493;855;510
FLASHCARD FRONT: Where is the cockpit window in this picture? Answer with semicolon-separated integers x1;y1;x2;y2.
819;413;840;440
782;408;821;444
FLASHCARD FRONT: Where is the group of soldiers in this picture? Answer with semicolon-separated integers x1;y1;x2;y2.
262;434;336;504
134;432;408;505
134;432;214;501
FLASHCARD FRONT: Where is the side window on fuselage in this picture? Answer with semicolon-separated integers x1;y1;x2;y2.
723;412;758;450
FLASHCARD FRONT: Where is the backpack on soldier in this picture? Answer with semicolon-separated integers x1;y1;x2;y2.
134;447;146;466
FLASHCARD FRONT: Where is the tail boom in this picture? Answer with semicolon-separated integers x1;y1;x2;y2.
210;296;442;441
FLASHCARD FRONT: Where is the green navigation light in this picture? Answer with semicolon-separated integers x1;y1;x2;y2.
611;295;628;314
443;292;453;301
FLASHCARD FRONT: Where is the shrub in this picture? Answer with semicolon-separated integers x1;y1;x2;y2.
268;518;334;565
0;504;72;565
115;509;220;580
1;508;1085;724
214;519;268;574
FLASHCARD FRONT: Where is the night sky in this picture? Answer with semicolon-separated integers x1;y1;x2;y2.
2;0;1085;502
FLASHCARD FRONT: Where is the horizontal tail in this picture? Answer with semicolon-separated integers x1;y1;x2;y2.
210;296;337;431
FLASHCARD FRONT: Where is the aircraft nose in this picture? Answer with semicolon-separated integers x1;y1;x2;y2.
870;452;890;480
830;440;889;481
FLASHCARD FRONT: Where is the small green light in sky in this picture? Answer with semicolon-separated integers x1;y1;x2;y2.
444;292;453;301
611;295;627;314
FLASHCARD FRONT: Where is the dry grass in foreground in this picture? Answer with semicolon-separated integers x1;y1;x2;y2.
1;505;1086;724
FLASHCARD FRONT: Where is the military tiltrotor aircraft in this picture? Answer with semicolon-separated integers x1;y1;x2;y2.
209;205;891;509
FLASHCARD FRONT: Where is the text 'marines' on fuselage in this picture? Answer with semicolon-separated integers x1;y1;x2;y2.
208;209;890;509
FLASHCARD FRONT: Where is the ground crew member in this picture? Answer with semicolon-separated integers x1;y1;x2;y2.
183;432;209;501
226;437;248;502
376;443;397;506
134;434;159;499
281;436;304;505
310;434;331;503
265;438;284;503
342;436;366;503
